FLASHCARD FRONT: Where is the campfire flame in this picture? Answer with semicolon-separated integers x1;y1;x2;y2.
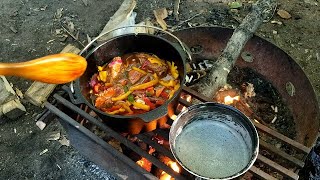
160;160;181;180
224;95;240;105
136;148;155;172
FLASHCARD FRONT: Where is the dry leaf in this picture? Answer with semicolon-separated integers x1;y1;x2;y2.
86;34;91;43
154;8;168;30
277;9;291;19
56;8;63;19
108;139;123;153
67;21;75;33
59;136;70;146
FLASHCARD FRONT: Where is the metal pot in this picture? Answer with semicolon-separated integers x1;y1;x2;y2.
169;102;259;179
68;28;188;133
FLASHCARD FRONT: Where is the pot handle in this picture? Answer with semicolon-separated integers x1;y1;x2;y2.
62;85;84;105
79;25;192;61
138;104;168;123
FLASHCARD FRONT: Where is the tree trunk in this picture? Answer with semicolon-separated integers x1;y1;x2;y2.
192;0;277;98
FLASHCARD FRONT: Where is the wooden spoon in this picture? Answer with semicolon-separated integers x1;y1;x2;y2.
0;53;87;84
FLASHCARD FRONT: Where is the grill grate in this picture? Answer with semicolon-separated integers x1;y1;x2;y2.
41;85;311;180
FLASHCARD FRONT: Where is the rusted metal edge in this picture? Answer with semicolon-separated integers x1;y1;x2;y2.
52;93;185;180
257;154;299;180
259;140;304;168
181;86;311;154
248;166;277;180
253;122;311;154
43;102;156;180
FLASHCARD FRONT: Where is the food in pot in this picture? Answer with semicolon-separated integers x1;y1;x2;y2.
89;53;180;115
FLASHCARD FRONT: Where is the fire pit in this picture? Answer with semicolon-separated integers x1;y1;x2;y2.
41;27;319;179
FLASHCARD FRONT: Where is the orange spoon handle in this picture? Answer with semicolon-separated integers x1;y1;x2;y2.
0;53;87;84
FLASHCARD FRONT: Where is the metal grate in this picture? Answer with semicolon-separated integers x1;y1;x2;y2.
42;85;311;180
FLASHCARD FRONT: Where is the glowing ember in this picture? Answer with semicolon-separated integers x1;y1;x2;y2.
160;161;181;180
224;95;240;105
168;161;180;173
136;157;152;172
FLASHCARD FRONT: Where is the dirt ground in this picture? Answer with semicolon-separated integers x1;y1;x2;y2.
0;0;319;179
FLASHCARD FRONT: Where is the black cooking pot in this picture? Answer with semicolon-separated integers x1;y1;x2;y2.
69;33;187;133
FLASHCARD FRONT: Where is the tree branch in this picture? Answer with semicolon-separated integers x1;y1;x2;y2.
192;0;277;98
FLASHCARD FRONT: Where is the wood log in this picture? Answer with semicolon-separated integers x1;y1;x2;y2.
97;0;136;42
192;0;277;98
24;44;81;106
1;99;26;119
0;76;17;105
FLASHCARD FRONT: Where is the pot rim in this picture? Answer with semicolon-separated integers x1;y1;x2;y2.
75;33;187;122
169;102;259;180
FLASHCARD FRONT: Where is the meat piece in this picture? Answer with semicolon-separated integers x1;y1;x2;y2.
139;56;168;76
108;57;123;79
95;96;112;109
128;70;144;84
132;90;145;98
113;84;125;96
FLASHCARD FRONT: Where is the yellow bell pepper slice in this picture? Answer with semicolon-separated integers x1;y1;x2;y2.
159;79;175;87
148;57;165;65
121;103;133;113
108;108;126;115
168;83;180;99
129;74;159;91
111;91;133;101
132;101;150;111
132;67;147;74
167;61;179;79
99;71;107;82
98;66;104;71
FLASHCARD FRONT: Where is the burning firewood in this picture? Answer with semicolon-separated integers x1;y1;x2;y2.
191;0;277;99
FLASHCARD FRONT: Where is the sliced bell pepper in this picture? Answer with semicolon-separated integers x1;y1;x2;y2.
155;99;165;105
129;78;158;91
143;97;156;110
98;66;103;71
105;105;122;112
99;71;107;82
132;101;150;111
93;83;101;94
107;108;126;115
159;80;175;87
160;91;169;99
146;87;155;96
155;86;165;97
167;61;179;79
104;83;113;88
147;57;165;65
111;90;133;101
127;94;135;103
132;67;147;75
168;83;180;99
121;103;133;114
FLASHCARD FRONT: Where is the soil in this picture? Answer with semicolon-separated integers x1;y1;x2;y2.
0;0;319;179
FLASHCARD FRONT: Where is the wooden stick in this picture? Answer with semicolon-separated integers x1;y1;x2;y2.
0;76;17;105
192;0;277;98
